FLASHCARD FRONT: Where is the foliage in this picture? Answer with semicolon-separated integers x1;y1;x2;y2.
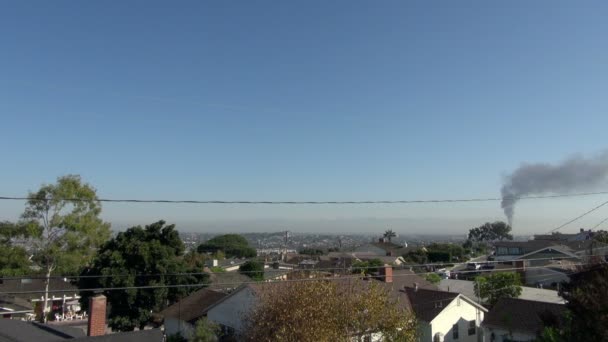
0;221;31;276
166;334;188;342
78;220;209;331
383;229;397;242
197;234;256;258
474;272;522;306
593;230;608;244
210;266;225;273
239;260;264;281
558;264;608;341
244;279;417;342
468;221;513;242
6;175;112;320
351;258;384;275
402;249;428;264
425;273;442;285
191;317;220;342
426;243;465;262
299;248;324;256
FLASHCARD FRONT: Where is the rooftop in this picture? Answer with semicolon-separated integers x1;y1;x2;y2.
438;279;565;304
483;297;567;335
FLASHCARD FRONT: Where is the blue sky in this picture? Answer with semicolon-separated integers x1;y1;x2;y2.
1;1;608;234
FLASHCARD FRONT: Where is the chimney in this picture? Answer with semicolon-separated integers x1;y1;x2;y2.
414;282;419;292
87;294;107;337
379;264;393;283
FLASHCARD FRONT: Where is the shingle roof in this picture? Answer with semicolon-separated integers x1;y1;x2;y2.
71;329;163;342
0;278;78;301
483;298;567;335
404;287;460;322
159;288;227;323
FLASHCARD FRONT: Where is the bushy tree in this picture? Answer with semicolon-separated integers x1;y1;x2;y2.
559;264;608;341
299;248;324;256
78;220;209;331
197;234;256;258
244;279;417;342
191;317;220;342
425;273;442;285
0;221;31;276
383;229;397;242
474;272;522;306
239;260;264;281
351;258;383;275
468;221;513;242
10;175;111;321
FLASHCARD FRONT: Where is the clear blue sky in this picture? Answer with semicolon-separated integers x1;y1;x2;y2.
1;1;608;234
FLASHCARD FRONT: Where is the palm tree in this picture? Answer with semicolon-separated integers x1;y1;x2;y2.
383;229;396;243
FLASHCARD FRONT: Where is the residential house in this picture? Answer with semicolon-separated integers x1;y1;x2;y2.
160;288;227;340
0;294;163;342
482;298;566;342
404;286;487;342
354;238;413;257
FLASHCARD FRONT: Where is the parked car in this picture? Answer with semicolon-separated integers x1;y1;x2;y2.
466;262;481;270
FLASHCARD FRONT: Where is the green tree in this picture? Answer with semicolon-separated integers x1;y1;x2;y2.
351;258;384;275
383;229;397;242
559;264;608;341
468;221;513;242
0;221;31;276
197;234;256;258
474;272;522;306
593;230;608;244
425;273;442;285
245;279;417;342
79;220;209;331
402;249;428;264
14;175;111;321
299;248;324;256
191;317;220;342
239;260;264;281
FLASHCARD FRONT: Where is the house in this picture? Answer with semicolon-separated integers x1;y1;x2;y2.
0;294;163;342
404;286;487;342
159;288;227;340
482;298;567;342
204;266;456;340
533;228;594;242
354;238;413;257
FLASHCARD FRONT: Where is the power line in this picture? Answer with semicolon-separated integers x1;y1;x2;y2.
547;199;608;233
2;190;608;205
0;263;588;296
0;254;598;281
592;216;608;230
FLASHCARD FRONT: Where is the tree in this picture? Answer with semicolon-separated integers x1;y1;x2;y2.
244;279;417;342
468;221;513;242
558;264;608;341
592;230;608;244
0;221;31;276
474;272;522;306
351;258;384;275
383;229;397;242
299;248;324;256
15;175;111;321
425;273;442;285
239;260;264;281
78;221;209;331
197;234;256;258
191;317;220;342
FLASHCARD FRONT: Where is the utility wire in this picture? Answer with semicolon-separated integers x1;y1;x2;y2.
0;263;588;296
2;190;608;205
548;199;608;233
592;216;608;230
0;255;595;281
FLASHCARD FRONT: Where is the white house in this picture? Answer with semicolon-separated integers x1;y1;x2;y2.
404;286;487;342
482;297;566;342
206;284;259;337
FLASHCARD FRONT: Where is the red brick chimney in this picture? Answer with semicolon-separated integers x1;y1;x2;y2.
379;264;393;283
87;294;107;337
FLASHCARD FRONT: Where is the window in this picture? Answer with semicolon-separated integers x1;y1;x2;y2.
468;320;476;335
452;323;459;339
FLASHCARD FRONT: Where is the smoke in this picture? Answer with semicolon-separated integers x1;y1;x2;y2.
501;151;608;226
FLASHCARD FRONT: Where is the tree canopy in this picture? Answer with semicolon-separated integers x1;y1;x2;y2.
468;221;513;242
0;221;31;276
197;234;256;258
351;258;384;275
474;272;522;306
78;220;209;331
5;175;111;321
244;279;417;342
239;260;264;281
383;229;397;242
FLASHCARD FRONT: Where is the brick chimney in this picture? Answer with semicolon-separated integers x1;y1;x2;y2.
87;294;107;337
379;264;393;283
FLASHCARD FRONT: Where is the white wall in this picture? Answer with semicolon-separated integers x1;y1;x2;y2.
482;327;535;342
429;296;485;342
206;287;257;334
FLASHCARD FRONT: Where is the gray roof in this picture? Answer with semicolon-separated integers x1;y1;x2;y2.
0;320;69;342
159;288;227;323
438;279;565;304
0;279;78;301
71;329;163;342
404;287;460;322
483;298;567;334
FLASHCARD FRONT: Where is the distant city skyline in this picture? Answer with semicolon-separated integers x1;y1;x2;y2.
2;1;608;234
